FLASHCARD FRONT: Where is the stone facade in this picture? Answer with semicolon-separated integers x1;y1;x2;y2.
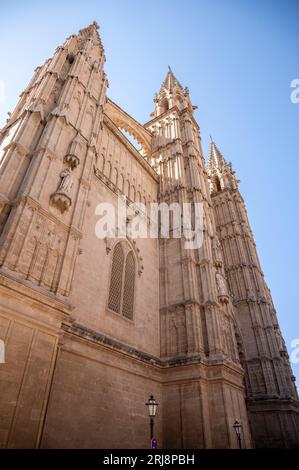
0;22;298;449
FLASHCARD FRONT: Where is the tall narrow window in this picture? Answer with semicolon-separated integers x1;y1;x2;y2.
108;243;124;314
122;251;135;319
108;243;136;320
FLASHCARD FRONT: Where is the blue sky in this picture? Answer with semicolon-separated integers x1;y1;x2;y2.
1;0;298;380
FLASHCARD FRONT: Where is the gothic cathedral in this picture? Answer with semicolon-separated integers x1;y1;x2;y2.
0;22;298;448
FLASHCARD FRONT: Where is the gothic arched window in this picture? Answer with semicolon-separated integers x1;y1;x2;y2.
108;242;136;320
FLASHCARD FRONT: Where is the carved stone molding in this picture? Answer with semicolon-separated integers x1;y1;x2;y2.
64;133;84;169
212;236;223;268
49;106;69;125
64;153;80;169
26;99;45;120
3;141;30;158
218;294;229;304
216;272;229;304
50;192;71;213
50;167;74;213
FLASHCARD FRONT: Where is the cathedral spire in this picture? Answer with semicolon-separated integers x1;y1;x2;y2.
207;140;226;172
78;21;100;40
152;67;194;118
160;66;183;93
77;21;104;54
207;140;238;192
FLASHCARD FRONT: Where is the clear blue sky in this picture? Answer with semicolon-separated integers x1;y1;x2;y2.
1;1;298;380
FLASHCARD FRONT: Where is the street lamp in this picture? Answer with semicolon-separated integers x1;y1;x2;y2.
146;394;158;444
233;420;242;449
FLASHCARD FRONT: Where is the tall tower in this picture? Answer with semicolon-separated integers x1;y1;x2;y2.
207;140;299;447
145;69;252;448
0;22;108;448
0;22;107;295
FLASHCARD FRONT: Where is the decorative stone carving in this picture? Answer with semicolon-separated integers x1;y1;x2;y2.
50;168;74;213
64;153;80;169
50;192;71;213
212;236;223;267
64;133;82;169
26;99;45;120
50;106;69;124
216;272;229;303
58;167;74;193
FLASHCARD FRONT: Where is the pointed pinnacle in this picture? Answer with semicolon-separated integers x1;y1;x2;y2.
160;66;183;92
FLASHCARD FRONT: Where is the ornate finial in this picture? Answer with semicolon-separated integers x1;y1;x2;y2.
78;21;100;37
210;135;213;143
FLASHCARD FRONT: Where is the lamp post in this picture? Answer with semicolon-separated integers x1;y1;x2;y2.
146;394;158;446
233;420;242;449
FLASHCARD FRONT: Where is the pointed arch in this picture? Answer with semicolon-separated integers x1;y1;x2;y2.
99;153;105;172
119;173;124;192
107;241;137;320
104;160;112;179
125;179;130;198
104;99;151;156
112;167;118;186
131;184;136;201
